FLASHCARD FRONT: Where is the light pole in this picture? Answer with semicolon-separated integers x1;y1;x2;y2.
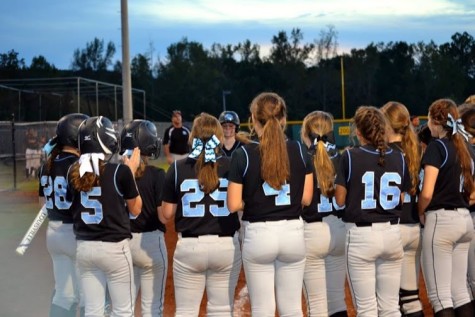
222;90;231;111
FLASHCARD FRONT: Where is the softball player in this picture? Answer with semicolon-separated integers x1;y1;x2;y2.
335;106;409;316
381;102;424;317
69;116;142;317
39;113;88;317
218;111;243;157
300;111;347;317
161;113;242;317
227;92;313;316
120;119;167;317
419;99;475;316
461;107;475;306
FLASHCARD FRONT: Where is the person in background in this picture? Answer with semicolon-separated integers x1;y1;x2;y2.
218;110;244;157
120;119;168;317
227;92;313;316
410;115;420;131
25;127;39;179
163;110;191;164
381;102;424;317
300;111;348;317
335;106;409;316
69;116;142;317
161;113;241;316
39;113;89;317
419;99;475;316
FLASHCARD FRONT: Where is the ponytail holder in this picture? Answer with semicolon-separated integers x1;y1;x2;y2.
188;135;220;163
79;153;105;177
309;132;337;153
447;113;470;141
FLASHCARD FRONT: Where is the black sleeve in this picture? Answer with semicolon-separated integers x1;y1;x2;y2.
117;164;139;200
228;147;247;184
421;140;445;169
161;162;178;203
303;150;313;174
335;149;350;188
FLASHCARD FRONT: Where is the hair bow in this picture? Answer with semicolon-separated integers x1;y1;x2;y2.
188;135;220;163
79;153;105;177
447;113;471;141
309;132;336;153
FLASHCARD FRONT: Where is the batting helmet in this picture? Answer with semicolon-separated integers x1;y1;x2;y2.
219;111;240;132
56;113;89;148
120;119;161;159
78;116;119;155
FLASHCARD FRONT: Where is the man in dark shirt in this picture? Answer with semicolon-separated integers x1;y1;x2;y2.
162;110;191;164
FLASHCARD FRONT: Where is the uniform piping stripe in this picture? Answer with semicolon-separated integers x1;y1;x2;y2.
400;152;406;182
297;141;305;166
114;165;123;196
345;230;356;307
157;233;167;314
242;147;249;177
174;160;178;189
431;213;445;310
346;149;351;183
122;244;135;316
54;154;77;162
435;139;448;168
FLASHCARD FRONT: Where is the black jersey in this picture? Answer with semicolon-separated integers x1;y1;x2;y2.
130;165;166;233
421;138;473;211
222;140;243;158
302;151;344;223
389;142;419;224
161;156;240;236
70;163;139;242
335;145;410;223
38;153;79;223
228;140;312;222
162;125;191;155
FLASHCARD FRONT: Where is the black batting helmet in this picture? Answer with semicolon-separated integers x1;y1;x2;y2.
120;119;161;159
218;111;240;132
78;116;119;155
56;113;89;148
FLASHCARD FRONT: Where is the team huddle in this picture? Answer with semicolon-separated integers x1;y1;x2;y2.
37;91;475;317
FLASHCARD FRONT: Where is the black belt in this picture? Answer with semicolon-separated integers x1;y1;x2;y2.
246;216;300;223
181;232;234;238
354;219;399;227
305;218;323;223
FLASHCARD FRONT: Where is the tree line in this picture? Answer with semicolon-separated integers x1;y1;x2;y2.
1;26;474;122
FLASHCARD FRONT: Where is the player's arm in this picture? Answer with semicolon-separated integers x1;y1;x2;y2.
127;196;142;217
418;165;438;222
227;181;244;213
157;206;169;224
162;201;177;221
334;184;347;208
301;173;313;206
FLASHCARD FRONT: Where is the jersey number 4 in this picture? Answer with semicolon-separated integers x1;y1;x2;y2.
181;179;229;217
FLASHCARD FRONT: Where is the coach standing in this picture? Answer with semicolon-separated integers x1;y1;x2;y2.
163;110;191;164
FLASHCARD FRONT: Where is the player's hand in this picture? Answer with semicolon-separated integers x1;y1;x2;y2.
419;213;425;226
124;147;141;175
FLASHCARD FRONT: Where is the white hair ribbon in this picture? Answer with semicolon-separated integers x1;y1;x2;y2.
79;153;105;177
188;135;220;162
447;113;471;141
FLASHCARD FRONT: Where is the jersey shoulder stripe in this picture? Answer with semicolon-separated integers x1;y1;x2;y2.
434;139;448;168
